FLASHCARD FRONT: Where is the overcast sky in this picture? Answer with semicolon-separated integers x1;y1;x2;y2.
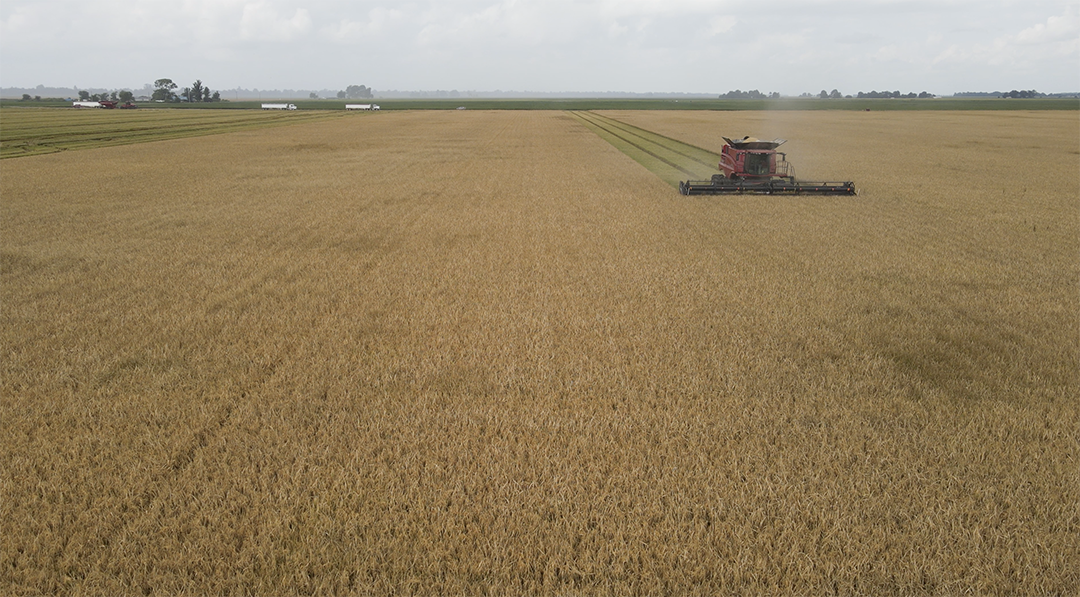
1;0;1077;95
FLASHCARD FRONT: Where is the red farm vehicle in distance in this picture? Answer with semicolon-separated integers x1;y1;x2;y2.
680;136;856;196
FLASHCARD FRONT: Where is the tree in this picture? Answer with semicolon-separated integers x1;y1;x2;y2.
1002;89;1040;98
819;90;829;99
346;84;372;99
829;89;842;99
119;90;134;102
153;78;177;102
309;92;319;99
211;91;220;102
110;91;119;101
21;94;31;101
336;90;346;99
79;90;91;101
190;80;203;103
718;89;771;99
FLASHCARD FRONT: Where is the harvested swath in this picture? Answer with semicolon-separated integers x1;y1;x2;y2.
0;107;348;158
1;110;1077;595
569;111;720;186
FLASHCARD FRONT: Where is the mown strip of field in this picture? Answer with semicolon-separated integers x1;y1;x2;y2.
568;111;721;187
0;107;350;158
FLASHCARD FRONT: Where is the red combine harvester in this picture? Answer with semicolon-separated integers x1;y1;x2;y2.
679;136;856;196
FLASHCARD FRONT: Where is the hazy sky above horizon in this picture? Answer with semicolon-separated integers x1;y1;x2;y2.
2;0;1077;95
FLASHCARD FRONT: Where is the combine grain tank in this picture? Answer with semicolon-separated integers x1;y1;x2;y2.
679;136;856;196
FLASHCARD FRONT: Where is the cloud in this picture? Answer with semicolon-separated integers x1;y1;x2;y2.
1015;6;1079;44
597;0;727;18
407;0;738;50
322;7;405;43
239;2;312;41
929;5;1079;69
0;0;1076;94
707;16;737;36
415;1;559;48
0;5;42;43
608;21;629;38
177;1;243;44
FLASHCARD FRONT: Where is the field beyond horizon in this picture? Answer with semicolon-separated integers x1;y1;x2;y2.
1;109;1077;594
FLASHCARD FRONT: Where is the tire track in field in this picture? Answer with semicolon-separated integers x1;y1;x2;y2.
568;111;698;180
77;331;285;566
567;111;722;188
581;112;721;170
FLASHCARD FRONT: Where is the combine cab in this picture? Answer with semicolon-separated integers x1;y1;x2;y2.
679;136;856;196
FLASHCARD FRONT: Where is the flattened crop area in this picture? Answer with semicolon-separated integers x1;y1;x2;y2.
0;107;348;158
1;110;1077;595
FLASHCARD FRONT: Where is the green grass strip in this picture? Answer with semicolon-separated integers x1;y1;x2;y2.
0;108;349;158
581;112;721;171
568;111;721;188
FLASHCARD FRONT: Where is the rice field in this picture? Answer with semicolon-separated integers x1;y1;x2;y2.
1;109;1077;595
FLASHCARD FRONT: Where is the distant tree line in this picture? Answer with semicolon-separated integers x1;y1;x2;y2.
336;85;374;99
152;78;221;102
809;90;936;99
1000;89;1042;98
718;89;780;99
954;90;1077;98
77;89;135;102
855;90;935;98
718;89;939;100
398;89;463;98
21;94;79;101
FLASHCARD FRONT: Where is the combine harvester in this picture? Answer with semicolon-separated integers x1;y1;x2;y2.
679;136;856;196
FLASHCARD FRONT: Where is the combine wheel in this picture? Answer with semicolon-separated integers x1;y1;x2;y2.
711;174;726;183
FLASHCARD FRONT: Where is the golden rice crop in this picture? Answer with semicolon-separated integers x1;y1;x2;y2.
1;109;1077;595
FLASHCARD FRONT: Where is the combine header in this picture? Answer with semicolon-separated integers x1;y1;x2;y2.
679;137;856;196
